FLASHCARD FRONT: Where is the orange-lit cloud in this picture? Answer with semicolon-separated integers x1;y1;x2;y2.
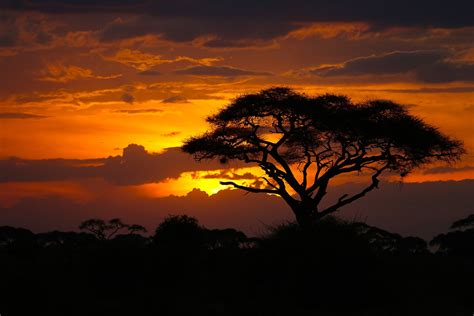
39;64;122;83
100;48;223;71
1;1;473;235
287;22;370;40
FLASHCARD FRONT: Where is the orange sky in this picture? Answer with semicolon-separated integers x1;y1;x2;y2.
0;3;473;227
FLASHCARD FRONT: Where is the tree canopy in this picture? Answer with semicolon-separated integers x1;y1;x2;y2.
79;218;147;240
183;87;464;226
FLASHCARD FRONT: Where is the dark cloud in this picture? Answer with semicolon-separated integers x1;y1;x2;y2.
199;171;258;180
161;95;188;103
174;65;272;77
1;179;473;240
0;157;102;182
0;144;238;185
313;50;447;76
121;92;134;104
311;50;474;83
0;34;16;47
423;165;474;174
1;0;149;13
98;15;295;46
359;87;474;94
416;61;474;83
0;112;48;119
161;131;181;137
202;39;265;48
4;1;474;30
0;11;56;51
137;70;161;76
5;1;473;48
114;109;163;114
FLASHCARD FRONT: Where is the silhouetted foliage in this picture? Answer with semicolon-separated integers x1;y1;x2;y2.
259;217;428;256
431;229;474;257
353;222;429;255
0;226;36;252
451;213;474;230
206;228;247;249
79;218;147;240
127;224;147;234
153;214;208;248
36;231;97;248
431;214;474;257
111;233;150;248
183;87;464;227
1;214;474;315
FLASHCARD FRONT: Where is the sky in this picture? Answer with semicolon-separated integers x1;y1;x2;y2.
0;1;473;236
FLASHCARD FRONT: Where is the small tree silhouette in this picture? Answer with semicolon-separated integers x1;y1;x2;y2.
431;213;474;256
450;214;474;230
153;215;207;248
79;218;146;240
183;87;464;227
128;224;147;235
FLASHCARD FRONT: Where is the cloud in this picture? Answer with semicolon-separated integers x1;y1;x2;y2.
416;61;474;83
114;109;163;114
174;65;272;77
308;50;474;83
0;112;48;119
161;95;188;103
286;22;370;40
161;131;181;137
312;50;446;76
0;12;56;54
121;92;134;104
1;178;474;240
358;87;474;94
0;144;235;185
5;1;474;46
39;64;122;83
98;15;295;47
199;170;259;180
137;70;161;76
100;48;222;71
423;166;474;174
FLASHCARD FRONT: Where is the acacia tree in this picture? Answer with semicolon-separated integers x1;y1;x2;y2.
79;218;146;240
182;88;464;227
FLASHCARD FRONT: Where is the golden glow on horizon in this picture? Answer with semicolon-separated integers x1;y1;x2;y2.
139;168;263;198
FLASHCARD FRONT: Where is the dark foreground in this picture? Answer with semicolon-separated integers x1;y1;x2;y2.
1;215;473;316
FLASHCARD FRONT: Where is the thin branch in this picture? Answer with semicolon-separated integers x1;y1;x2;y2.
317;164;389;218
220;181;278;194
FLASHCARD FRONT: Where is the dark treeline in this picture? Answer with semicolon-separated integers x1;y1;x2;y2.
1;214;474;315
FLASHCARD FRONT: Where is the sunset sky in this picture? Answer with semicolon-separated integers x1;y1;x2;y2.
1;1;473;235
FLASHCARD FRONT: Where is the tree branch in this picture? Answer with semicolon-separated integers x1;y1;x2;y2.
220;181;278;194
317;164;389;218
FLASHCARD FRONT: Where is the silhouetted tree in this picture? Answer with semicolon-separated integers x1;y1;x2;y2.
0;226;36;251
127;224;147;235
79;218;145;240
431;213;474;256
206;228;247;249
450;213;474;230
430;230;474;256
36;231;97;248
153;215;207;248
183;87;464;227
354;223;428;255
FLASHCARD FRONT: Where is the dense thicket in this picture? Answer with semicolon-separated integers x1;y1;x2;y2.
1;214;473;315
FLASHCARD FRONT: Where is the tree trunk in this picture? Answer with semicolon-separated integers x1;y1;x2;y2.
293;207;317;229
